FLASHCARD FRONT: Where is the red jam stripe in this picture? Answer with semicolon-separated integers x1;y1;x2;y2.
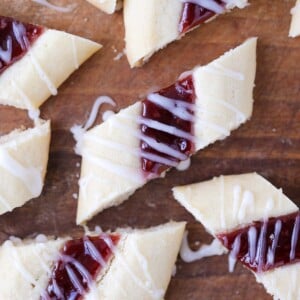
0;16;43;75
43;234;120;300
217;212;300;273
179;1;226;34
140;75;195;175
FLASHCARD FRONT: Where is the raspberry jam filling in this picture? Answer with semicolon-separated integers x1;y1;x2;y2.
217;212;300;273
0;16;43;75
179;1;226;34
43;234;120;300
140;75;195;175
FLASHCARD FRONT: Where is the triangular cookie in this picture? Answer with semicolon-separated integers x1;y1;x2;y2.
0;119;51;215
0;16;101;110
173;173;300;299
0;222;185;299
124;0;249;67
77;38;257;224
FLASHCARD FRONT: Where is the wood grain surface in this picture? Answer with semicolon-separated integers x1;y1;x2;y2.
0;1;299;299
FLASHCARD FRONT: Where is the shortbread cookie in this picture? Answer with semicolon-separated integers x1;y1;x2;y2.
124;0;248;67
77;38;257;224
0;222;185;300
289;0;300;37
173;173;300;299
85;0;122;14
0;120;51;215
0;16;101;110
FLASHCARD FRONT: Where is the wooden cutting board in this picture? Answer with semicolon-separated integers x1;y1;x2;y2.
0;0;299;299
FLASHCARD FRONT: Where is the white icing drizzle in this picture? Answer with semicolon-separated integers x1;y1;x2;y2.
65;264;85;294
247;226;257;264
51;245;106;298
237;190;254;221
102;234;163;300
31;0;76;13
51;278;64;299
115;111;197;169
267;219;281;266
110;119;189;165
176;158;191;171
5;237;65;300
84;97;116;131
0;20;31;67
83;150;145;184
11;80;40;119
203;62;245;81
29;51;58;95
0;36;12;63
71;35;79;69
2;20;56;114
290;215;300;260
178;70;193;81
227;212;300;272
141;135;188;161
232;185;255;222
67;254;94;285
71;96;116;155
0;148;43;197
0;193;13;211
130;237;164;299
228;234;241;272
138;117;194;141
264;197;274;220
12;21;30;50
147;93;195;122
180;231;227;263
255;221;268;272
102;110;115;121
140;150;179;168
81;77;235;178
212;99;246;122
0;21;28;65
85;134;179;168
84;236;106;267
181;0;225;14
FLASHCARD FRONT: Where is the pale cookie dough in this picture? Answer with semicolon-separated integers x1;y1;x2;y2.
124;0;248;67
76;38;257;224
0;222;185;300
0;120;51;215
85;0;122;14
173;173;298;235
0;29;101;110
173;173;300;300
